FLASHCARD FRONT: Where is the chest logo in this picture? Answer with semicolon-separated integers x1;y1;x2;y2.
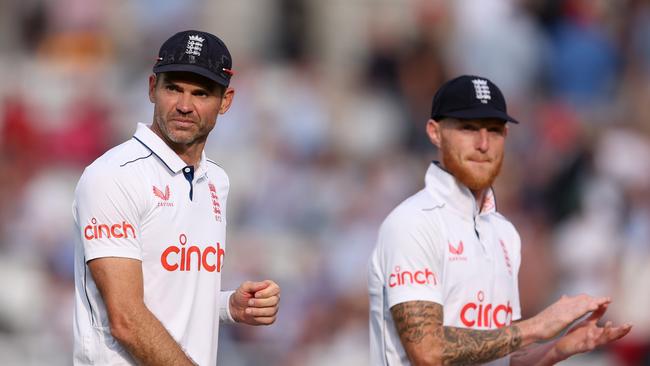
153;185;174;207
499;240;513;276
153;185;170;200
448;240;468;261
449;241;464;255
161;233;225;272
460;291;513;329
208;182;222;222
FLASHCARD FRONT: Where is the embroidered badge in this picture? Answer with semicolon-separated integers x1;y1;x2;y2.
472;79;491;104
186;35;205;56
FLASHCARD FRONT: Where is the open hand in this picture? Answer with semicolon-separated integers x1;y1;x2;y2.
530;294;611;341
553;303;632;361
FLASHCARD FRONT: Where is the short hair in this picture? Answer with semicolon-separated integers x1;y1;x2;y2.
154;72;226;96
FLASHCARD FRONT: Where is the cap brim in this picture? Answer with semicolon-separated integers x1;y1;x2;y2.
153;63;230;87
437;106;519;124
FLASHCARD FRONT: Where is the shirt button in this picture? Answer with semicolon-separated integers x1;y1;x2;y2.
184;167;191;173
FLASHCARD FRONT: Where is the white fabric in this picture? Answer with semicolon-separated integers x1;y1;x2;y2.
368;162;522;366
73;123;233;365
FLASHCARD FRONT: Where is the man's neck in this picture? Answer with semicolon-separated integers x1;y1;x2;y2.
172;143;204;168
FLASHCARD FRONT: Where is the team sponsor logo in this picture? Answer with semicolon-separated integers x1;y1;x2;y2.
388;266;438;288
84;218;136;240
153;185;174;207
448;240;467;261
460;291;513;329
208;182;222;222
499;239;513;276
161;233;225;272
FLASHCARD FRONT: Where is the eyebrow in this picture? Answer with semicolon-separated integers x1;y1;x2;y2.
163;80;214;94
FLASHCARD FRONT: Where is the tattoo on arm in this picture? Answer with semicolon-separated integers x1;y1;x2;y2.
391;301;523;365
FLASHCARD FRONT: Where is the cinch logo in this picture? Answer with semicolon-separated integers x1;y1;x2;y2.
460;291;513;329
388;266;438;288
449;241;467;261
161;234;225;272
84;218;136;240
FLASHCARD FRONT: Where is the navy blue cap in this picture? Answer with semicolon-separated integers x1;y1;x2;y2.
153;30;233;87
431;75;519;124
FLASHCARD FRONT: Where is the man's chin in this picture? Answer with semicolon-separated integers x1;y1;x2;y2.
460;177;494;191
167;132;197;145
448;164;499;191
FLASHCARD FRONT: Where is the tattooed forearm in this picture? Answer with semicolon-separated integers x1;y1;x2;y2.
442;322;522;365
391;300;441;344
391;301;523;366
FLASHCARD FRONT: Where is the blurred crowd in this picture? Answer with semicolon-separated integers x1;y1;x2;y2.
1;0;649;365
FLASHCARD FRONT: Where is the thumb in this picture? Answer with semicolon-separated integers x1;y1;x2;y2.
239;280;269;295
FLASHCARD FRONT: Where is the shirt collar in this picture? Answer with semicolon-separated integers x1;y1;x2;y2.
133;123;209;178
424;161;497;218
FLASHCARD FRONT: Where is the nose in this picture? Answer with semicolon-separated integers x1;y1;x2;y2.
476;128;489;153
175;92;193;114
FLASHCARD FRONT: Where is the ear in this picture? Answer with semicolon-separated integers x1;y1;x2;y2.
426;119;442;148
218;87;235;114
148;74;157;103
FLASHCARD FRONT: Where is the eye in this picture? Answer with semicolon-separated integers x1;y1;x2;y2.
165;84;180;92
461;124;479;131
488;126;505;134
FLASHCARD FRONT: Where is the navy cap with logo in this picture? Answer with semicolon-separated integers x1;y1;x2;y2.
430;75;519;124
153;30;234;87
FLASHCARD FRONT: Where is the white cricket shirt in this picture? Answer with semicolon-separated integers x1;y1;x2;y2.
368;162;522;366
73;123;234;365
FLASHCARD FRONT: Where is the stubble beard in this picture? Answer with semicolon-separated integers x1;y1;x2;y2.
154;113;203;146
441;144;503;192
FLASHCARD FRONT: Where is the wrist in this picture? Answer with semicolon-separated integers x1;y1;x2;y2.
514;318;543;347
539;341;565;366
228;292;242;323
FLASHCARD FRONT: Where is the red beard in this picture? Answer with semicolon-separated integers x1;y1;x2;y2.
441;145;503;191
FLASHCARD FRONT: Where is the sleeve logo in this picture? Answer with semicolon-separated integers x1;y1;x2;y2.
388;266;438;288
84;218;136;240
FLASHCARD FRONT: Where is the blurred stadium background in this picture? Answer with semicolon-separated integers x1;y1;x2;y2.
0;0;649;365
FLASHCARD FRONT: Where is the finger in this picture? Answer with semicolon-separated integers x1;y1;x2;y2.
252;316;277;325
240;280;270;294
246;305;279;318
254;280;280;298
604;324;632;342
586;303;609;323
248;296;279;308
587;296;611;310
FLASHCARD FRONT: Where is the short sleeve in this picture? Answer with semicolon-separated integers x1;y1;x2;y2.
73;165;144;262
377;209;445;308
